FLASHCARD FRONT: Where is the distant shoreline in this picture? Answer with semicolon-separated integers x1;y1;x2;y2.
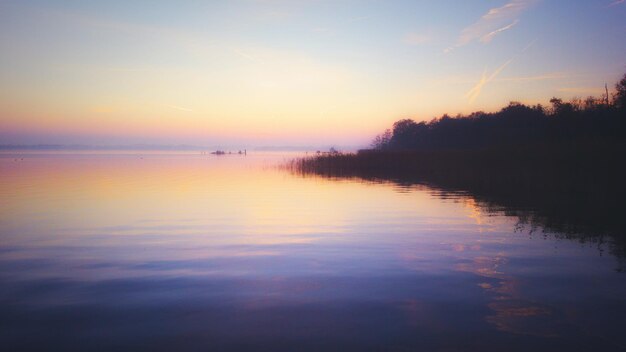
290;144;626;260
0;144;358;152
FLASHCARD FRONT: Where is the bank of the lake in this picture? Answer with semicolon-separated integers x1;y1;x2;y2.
290;144;626;261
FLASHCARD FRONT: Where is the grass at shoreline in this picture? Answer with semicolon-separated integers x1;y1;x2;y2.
289;145;626;263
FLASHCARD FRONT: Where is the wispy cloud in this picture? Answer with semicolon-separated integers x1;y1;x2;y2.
466;59;514;103
38;7;218;59
446;0;537;53
557;87;605;95
480;19;520;43
432;71;564;87
608;0;625;7
232;48;261;63
465;40;536;103
495;72;566;82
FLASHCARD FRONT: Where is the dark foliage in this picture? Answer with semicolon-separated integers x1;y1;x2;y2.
291;72;626;264
615;73;626;109
371;73;626;152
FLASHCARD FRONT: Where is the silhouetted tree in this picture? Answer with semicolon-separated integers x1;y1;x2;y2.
584;96;600;110
390;119;419;149
297;72;626;261
615;73;626;110
549;97;576;116
371;129;392;150
366;72;626;152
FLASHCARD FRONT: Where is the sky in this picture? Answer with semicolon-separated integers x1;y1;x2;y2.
0;0;625;147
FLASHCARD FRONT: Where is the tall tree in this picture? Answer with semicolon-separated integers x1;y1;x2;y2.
615;73;626;109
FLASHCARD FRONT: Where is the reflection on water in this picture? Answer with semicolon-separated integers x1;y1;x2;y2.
1;152;625;351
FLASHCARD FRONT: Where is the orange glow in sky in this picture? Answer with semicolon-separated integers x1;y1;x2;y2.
1;1;625;147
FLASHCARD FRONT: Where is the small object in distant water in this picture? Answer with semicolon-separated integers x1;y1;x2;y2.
211;150;226;155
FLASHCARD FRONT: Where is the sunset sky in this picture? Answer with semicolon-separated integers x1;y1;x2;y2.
1;0;625;147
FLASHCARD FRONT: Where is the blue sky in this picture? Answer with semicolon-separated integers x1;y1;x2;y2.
1;0;625;146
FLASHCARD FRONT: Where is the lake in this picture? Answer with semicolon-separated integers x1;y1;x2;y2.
1;152;625;351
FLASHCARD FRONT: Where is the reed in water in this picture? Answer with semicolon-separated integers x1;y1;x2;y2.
290;72;626;262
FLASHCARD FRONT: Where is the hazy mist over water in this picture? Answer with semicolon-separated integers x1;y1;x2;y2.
1;152;625;351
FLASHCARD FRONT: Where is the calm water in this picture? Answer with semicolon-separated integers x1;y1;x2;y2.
1;152;625;351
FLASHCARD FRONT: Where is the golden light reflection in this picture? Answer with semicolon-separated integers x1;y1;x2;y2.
0;154;352;248
1;154;458;249
455;253;556;336
462;198;490;233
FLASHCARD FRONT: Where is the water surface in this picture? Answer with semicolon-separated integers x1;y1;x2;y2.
1;152;625;351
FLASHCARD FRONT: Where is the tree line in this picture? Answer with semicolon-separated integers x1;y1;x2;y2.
371;73;626;151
